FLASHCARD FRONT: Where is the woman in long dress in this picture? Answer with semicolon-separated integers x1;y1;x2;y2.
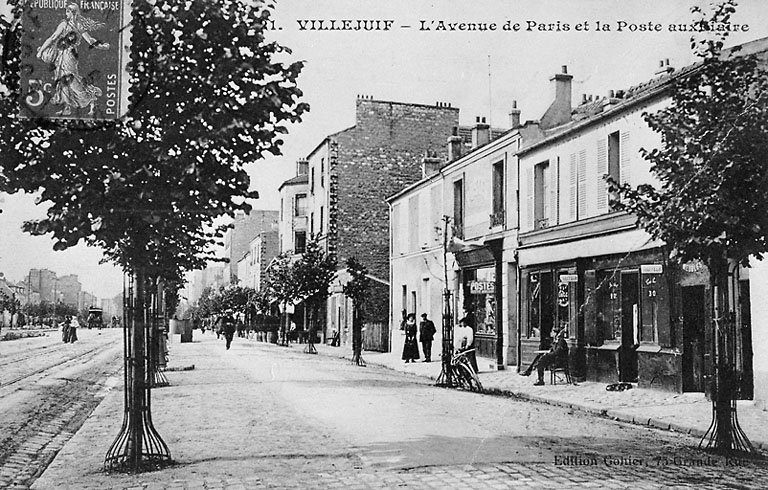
401;313;420;363
36;3;110;116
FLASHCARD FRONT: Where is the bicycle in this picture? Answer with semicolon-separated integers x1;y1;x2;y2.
451;348;483;392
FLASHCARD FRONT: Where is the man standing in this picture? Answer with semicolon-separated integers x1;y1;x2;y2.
221;310;236;350
419;313;436;362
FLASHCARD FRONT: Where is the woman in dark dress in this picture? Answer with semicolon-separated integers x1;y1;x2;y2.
401;313;420;363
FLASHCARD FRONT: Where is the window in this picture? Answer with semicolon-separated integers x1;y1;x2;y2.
310;212;314;235
608;131;621;209
280;198;283;221
310;167;315;194
294;231;306;254
319;206;324;234
408;195;419;252
320;158;325;188
491;161;504;227
453;179;464;238
294;194;307;217
534;161;550;229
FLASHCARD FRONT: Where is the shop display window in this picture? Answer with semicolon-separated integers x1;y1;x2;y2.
462;267;496;335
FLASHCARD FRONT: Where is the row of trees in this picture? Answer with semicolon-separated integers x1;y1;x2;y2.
188;238;372;362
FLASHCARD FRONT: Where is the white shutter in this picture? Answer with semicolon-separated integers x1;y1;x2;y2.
526;167;534;230
569;153;577;220
550;158;559;225
620;131;631;185
577;149;587;219
596;138;608;212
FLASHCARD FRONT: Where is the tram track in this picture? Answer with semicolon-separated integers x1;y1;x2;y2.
0;344;107;390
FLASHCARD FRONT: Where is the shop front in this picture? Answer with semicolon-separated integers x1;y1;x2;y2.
454;243;503;369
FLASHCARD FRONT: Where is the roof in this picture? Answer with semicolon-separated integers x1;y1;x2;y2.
278;174;308;191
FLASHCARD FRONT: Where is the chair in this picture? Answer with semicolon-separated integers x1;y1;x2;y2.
550;359;572;385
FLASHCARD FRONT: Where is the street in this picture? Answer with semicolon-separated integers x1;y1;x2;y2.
0;328;123;489
17;333;767;489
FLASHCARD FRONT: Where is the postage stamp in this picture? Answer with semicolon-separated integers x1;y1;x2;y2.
19;0;131;121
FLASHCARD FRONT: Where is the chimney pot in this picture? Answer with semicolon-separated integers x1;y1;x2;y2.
665;58;670;66
609;90;615;98
471;118;491;148
512;100;517;109
582;94;587;104
447;127;463;162
562;65;568;74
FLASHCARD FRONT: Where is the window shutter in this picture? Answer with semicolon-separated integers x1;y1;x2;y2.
550;158;558;225
577;150;587;218
569;153;577;220
596;138;608;212
620;131;631;186
526;167;534;230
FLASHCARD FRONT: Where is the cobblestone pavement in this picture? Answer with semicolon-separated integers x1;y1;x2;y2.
29;335;768;490
0;329;123;490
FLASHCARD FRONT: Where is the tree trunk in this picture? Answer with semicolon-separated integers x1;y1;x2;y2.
703;255;753;453
351;306;365;366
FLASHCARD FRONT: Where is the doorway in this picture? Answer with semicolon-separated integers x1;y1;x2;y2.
682;286;706;392
619;272;639;382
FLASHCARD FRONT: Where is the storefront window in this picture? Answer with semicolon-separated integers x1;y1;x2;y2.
597;270;621;343
463;267;496;335
528;273;541;338
556;270;578;338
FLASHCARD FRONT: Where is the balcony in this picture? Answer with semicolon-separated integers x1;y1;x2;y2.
489;210;505;228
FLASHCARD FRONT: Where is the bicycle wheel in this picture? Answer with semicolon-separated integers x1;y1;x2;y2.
454;362;483;392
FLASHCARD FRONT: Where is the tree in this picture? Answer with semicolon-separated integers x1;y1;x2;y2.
343;257;371;366
609;1;768;454
293;238;336;353
263;253;299;345
0;0;307;471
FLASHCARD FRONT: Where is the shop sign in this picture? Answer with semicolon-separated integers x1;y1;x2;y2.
557;282;569;307
559;274;578;283
682;260;705;273
640;264;663;274
470;281;495;294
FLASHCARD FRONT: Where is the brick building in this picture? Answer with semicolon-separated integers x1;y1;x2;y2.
303;96;460;349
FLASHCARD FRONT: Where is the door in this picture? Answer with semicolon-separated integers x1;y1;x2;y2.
619;272;639;382
682;286;706;392
540;271;554;350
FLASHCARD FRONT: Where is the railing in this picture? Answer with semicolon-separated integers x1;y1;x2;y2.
489;210;505;228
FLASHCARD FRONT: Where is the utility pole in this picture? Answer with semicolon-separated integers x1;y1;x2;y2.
436;215;455;388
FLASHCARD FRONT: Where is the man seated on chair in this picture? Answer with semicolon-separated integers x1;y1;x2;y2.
521;326;568;386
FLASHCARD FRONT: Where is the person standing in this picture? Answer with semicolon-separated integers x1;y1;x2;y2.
419;313;436;362
61;316;71;343
68;316;79;343
222;310;236;350
401;313;420;363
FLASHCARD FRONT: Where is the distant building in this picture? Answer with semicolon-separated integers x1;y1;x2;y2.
57;274;82;306
222;210;279;284
187;264;225;305
24;268;57;304
278;160;309;257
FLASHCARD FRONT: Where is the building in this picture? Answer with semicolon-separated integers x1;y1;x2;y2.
388;38;767;394
57;274;82;306
187;264;226;305
300;96;461;349
222;209;279;284
278;160;309;257
24;268;57;304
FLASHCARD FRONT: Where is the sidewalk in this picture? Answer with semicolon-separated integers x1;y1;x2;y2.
312;342;768;452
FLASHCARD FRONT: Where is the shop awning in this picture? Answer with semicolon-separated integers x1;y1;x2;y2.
517;228;663;267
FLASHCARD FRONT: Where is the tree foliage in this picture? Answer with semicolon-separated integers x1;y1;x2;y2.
0;0;308;282
609;0;768;267
343;256;370;365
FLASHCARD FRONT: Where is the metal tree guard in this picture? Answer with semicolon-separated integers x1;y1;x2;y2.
105;272;171;472
150;280;169;389
436;289;455;387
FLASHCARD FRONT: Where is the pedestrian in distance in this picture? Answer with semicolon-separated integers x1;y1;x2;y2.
221;310;237;350
401;313;419;363
419;313;436;362
399;309;407;331
68;315;79;343
61;316;71;343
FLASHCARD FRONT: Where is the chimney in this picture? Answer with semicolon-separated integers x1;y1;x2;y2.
540;65;573;129
447;126;463;162
471;116;490;148
421;150;442;178
655;59;674;76
296;158;308;176
508;100;521;129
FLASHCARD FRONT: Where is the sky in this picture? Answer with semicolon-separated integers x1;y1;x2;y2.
1;0;767;299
